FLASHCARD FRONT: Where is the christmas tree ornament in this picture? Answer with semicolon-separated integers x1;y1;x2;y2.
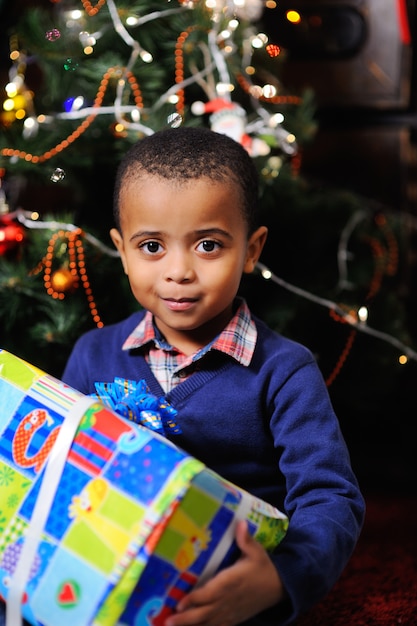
50;268;76;293
63;58;79;72
0;217;25;256
50;168;66;183
45;29;61;42
34;229;103;327
191;97;270;156
266;43;281;58
0;179;25;255
167;112;183;128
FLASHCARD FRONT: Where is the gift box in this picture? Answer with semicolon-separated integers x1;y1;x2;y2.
0;349;288;626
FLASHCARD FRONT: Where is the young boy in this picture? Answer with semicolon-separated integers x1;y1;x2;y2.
62;127;365;625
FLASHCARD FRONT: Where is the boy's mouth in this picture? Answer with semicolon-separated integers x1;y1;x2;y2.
163;297;197;312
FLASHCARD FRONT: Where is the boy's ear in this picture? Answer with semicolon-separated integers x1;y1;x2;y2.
110;228;128;275
243;226;268;274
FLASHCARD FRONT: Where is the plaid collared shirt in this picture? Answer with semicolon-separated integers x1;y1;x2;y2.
122;299;257;393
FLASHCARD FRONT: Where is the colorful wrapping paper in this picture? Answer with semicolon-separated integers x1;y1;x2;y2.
0;349;288;626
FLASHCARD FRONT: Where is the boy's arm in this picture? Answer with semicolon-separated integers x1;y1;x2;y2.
265;356;366;623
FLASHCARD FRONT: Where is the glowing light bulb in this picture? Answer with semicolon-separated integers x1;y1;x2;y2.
126;16;139;26
252;33;268;49
216;82;234;95
262;84;277;98
140;50;153;63
131;108;141;122
286;10;301;24
358;306;368;322
3;98;14;112
270;113;284;126
5;82;18;97
24;117;36;129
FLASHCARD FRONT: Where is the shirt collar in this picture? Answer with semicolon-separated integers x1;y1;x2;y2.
122;298;257;367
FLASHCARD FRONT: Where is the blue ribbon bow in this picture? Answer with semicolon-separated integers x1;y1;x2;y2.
91;378;181;436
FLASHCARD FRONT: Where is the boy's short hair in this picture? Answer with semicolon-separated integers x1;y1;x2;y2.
113;126;260;234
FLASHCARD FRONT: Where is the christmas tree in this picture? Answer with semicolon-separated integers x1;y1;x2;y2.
0;0;416;488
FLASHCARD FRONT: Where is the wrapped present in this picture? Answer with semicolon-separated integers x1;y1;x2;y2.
0;349;288;626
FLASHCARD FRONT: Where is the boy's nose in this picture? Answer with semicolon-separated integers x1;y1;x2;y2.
164;252;195;283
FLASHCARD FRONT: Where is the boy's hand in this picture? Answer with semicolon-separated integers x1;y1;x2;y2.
164;520;285;626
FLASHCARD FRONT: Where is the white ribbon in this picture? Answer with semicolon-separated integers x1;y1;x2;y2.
6;396;97;626
196;487;254;587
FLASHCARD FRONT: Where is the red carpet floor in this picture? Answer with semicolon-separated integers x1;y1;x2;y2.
296;493;417;625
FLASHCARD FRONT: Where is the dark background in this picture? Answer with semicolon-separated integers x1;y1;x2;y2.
261;0;417;494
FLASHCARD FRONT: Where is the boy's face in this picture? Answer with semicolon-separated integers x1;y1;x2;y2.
111;175;267;354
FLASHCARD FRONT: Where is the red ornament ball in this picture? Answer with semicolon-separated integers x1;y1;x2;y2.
266;44;281;58
0;218;25;256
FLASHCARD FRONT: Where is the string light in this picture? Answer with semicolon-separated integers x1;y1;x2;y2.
256;261;417;365
236;73;302;106
1;67;144;163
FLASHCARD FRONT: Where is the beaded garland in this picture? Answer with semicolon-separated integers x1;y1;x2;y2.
31;228;104;328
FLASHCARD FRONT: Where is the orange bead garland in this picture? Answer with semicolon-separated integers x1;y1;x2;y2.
81;0;107;17
325;329;357;387
1;67;143;165
175;26;199;119
236;73;302;106
34;229;103;328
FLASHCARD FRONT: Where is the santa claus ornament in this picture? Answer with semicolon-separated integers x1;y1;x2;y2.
191;98;270;157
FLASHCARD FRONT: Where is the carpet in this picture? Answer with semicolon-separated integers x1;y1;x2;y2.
295;493;417;625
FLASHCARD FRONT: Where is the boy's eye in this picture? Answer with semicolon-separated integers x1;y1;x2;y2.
197;240;220;253
140;241;162;254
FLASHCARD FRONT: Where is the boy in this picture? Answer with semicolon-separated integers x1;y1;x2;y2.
62;127;365;625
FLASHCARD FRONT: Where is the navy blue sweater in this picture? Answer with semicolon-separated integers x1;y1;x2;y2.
62;309;365;625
